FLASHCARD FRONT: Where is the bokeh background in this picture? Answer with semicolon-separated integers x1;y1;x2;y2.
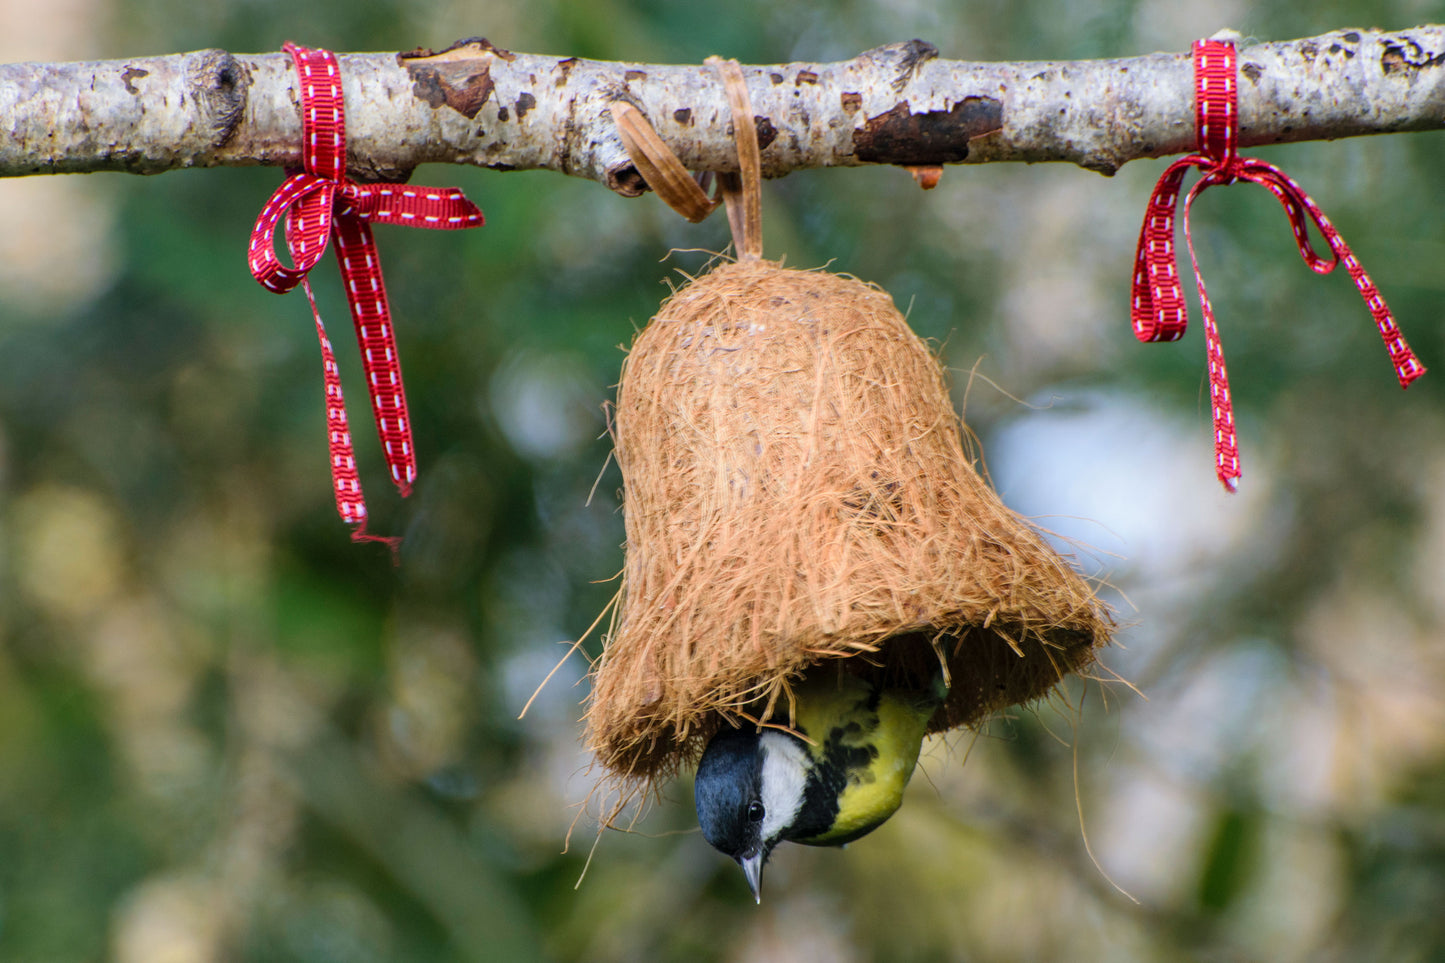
3;1;1444;960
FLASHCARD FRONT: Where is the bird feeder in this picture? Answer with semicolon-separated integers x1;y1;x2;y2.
581;60;1113;798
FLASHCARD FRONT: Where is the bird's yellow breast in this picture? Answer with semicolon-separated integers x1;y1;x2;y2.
786;670;934;845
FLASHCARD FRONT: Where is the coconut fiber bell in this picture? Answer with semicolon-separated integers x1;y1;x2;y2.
584;61;1113;794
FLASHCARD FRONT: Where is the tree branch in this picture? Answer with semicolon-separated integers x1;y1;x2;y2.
3;26;1443;190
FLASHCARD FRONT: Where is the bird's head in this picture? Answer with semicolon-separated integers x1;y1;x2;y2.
693;725;812;903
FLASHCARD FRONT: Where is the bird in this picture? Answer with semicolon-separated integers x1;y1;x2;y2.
693;662;946;902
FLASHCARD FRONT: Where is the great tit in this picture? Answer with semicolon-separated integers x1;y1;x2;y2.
693;663;946;901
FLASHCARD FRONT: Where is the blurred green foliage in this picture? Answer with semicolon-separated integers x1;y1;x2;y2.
2;1;1445;961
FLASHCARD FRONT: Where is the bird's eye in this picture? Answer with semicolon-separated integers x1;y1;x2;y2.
747;801;765;822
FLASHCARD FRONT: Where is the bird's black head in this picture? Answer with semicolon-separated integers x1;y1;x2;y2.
694;726;774;900
695;727;766;857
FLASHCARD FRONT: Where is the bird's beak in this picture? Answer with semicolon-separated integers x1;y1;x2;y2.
739;853;764;904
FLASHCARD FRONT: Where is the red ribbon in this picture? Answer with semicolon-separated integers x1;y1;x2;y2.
1132;39;1426;491
249;43;484;545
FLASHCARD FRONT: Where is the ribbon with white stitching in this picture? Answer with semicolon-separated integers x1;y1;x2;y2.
1131;38;1425;491
249;42;484;544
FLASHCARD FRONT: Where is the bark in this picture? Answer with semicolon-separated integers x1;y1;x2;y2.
1;26;1443;191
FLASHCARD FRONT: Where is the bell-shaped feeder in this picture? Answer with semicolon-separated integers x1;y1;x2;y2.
582;59;1113;793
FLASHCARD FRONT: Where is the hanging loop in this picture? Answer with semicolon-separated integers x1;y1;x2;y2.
706;56;764;260
610;101;720;223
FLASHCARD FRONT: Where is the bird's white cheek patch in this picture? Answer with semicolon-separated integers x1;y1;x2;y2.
758;732;809;842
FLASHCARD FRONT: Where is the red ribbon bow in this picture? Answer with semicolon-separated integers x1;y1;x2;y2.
1132;38;1425;491
249;43;484;544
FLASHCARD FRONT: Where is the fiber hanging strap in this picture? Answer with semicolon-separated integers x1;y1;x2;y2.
610;101;720;223
707;57;764;260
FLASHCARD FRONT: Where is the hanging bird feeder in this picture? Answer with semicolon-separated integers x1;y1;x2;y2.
583;59;1113;795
